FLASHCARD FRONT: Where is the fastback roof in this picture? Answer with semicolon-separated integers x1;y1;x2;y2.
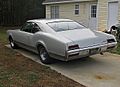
28;19;73;24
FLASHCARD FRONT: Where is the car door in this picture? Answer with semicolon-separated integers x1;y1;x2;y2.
18;22;33;46
27;23;40;50
16;22;40;51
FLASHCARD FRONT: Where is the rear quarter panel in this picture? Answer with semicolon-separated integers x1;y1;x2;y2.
33;32;70;57
94;31;116;41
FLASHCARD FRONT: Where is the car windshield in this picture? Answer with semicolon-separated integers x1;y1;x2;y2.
47;21;86;32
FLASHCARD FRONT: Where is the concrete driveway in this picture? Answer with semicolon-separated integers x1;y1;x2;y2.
7;45;120;87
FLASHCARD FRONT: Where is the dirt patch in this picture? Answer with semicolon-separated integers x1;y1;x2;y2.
95;75;103;80
95;73;115;80
0;43;85;87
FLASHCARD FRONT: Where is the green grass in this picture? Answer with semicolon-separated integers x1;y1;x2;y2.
28;72;39;83
111;42;120;55
0;27;8;44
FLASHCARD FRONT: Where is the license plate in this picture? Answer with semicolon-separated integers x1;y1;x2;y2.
101;46;107;51
79;50;89;55
90;48;99;54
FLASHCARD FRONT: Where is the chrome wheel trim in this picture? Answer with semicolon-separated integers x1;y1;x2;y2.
40;48;48;61
10;40;14;47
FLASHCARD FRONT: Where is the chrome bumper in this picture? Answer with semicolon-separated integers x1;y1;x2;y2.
66;42;117;60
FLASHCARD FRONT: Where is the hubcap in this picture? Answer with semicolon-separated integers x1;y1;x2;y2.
40;48;48;61
10;40;14;47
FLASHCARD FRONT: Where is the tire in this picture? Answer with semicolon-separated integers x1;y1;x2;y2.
9;37;18;49
38;46;53;64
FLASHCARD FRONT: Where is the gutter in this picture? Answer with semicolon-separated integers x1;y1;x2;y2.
43;0;97;5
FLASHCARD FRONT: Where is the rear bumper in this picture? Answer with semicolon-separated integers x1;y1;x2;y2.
66;42;117;61
49;42;117;61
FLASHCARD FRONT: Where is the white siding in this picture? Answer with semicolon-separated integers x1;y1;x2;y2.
45;0;120;31
46;5;51;18
46;2;96;28
119;1;120;23
97;0;108;31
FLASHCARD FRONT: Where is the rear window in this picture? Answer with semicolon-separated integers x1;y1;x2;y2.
47;21;85;32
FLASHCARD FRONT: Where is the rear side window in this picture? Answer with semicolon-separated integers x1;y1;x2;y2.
31;23;40;33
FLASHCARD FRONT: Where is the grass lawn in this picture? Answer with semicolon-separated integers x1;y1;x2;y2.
111;42;120;54
0;27;85;87
0;27;8;44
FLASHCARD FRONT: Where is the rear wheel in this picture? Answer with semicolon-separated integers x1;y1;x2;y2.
38;46;53;64
9;37;18;49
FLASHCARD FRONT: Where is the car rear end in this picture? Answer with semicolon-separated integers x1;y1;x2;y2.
46;19;117;61
65;37;117;61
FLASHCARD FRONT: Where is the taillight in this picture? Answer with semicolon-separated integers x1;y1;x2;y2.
68;44;79;50
107;39;115;43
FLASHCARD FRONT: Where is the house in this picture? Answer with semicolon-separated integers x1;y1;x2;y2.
43;0;120;31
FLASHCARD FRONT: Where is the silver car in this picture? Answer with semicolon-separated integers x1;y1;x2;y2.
7;19;117;64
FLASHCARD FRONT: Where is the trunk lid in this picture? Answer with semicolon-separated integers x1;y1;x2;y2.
58;29;107;48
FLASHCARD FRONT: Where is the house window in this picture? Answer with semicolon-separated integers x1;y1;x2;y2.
91;5;97;18
75;4;79;15
51;6;59;19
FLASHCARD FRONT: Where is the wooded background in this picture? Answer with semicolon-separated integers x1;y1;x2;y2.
0;0;45;26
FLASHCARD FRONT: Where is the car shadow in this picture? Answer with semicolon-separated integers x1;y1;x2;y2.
6;45;110;69
51;56;108;69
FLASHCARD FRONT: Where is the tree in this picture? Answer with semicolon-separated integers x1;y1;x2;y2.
0;0;45;26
